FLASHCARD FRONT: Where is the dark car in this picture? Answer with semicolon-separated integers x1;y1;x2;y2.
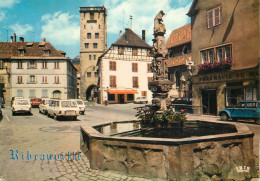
30;98;42;108
0;97;4;108
171;97;193;113
219;101;260;124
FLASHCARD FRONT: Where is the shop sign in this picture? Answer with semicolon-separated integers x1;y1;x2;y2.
196;70;259;83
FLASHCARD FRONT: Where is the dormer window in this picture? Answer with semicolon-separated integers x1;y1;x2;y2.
26;42;33;48
39;42;45;47
44;50;50;56
18;46;25;56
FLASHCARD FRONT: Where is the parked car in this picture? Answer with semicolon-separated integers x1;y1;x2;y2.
134;96;148;104
47;100;79;120
71;99;86;115
11;97;24;106
0;97;4;108
12;99;31;115
30;98;42;108
219;101;260;124
39;99;55;114
171;97;193;113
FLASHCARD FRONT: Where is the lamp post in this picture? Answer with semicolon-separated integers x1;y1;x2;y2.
107;87;109;105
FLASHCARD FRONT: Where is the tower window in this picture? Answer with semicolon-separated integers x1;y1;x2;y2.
95;33;99;39
85;43;89;48
90;12;94;20
93;43;98;48
87;33;91;39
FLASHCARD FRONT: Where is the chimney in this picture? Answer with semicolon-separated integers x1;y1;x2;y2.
10;36;13;42
120;30;122;37
142;30;145;41
14;33;17;42
20;37;24;42
42;37;46;42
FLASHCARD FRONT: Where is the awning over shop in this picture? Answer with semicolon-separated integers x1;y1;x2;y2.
107;90;138;94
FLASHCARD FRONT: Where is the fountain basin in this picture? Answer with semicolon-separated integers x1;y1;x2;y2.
80;120;256;180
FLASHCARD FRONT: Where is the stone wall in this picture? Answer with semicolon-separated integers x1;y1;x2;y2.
81;123;257;180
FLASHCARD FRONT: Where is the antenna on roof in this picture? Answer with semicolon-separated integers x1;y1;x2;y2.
130;15;133;30
6;29;8;42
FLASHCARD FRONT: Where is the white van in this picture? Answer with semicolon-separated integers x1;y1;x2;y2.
47;100;79;120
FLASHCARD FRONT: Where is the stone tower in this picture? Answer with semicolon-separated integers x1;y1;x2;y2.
79;7;107;100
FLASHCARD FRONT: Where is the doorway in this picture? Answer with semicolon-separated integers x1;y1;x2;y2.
118;94;124;104
202;89;217;115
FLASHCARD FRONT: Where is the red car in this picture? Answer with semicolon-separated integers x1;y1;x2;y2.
30;98;42;107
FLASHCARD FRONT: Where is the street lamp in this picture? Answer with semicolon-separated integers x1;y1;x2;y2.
107;87;109;105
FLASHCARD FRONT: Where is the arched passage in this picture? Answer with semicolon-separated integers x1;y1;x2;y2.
86;85;97;101
53;90;61;99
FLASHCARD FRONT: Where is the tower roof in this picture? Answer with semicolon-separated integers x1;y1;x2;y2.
112;28;151;49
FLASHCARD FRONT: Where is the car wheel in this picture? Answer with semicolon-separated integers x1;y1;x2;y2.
39;109;41;114
220;112;229;121
81;111;84;115
47;113;51;118
255;119;260;125
12;111;15;116
73;116;77;120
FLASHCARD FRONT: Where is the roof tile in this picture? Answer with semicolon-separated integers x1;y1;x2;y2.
112;28;151;49
166;24;191;48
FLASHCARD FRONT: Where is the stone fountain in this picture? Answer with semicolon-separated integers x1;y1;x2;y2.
80;11;257;180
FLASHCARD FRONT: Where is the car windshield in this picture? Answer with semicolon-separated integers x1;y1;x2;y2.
61;101;77;108
141;97;146;99
33;99;41;102
16;100;29;105
76;101;83;105
47;100;54;105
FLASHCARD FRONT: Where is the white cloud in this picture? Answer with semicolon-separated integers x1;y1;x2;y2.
0;0;19;8
104;0;191;45
9;23;33;36
0;11;5;21
41;12;80;45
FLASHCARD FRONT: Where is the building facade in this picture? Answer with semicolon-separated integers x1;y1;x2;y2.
166;24;193;99
97;28;153;104
0;36;77;102
188;0;259;115
79;6;107;100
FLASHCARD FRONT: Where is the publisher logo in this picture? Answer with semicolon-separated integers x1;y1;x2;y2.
236;166;250;173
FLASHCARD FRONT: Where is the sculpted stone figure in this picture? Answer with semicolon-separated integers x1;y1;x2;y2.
153;36;168;58
154;10;166;34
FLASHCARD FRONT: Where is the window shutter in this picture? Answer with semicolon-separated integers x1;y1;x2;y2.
207;10;213;28
214;7;220;25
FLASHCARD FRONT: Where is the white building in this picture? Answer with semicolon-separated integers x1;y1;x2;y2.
97;28;153;104
0;37;77;100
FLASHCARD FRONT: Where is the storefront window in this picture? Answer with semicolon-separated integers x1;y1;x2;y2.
226;88;244;107
109;94;115;101
127;94;134;101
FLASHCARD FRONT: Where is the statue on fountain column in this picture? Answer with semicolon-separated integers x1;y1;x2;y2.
154;10;166;34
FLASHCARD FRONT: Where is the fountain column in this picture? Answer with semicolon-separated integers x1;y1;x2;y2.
148;11;173;113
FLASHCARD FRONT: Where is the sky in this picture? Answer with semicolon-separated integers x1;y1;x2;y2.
0;0;192;59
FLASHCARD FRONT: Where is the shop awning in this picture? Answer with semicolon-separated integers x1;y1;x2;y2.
107;90;138;94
